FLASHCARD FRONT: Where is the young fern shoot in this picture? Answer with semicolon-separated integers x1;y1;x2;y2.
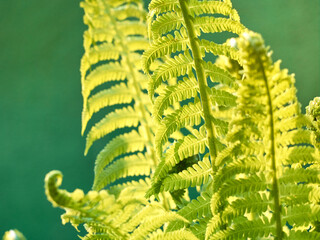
206;32;320;239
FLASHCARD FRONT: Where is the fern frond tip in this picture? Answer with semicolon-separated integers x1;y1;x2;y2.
44;170;63;207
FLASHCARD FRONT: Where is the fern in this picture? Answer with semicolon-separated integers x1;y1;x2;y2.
45;170;189;239
206;32;320;239
80;0;156;190
43;0;320;239
144;0;245;204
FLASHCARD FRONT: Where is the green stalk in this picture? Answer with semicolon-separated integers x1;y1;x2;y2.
258;58;283;239
179;0;218;170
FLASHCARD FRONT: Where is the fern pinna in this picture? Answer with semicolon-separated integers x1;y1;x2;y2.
44;0;320;239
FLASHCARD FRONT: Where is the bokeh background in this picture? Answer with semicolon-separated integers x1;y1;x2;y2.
0;0;319;239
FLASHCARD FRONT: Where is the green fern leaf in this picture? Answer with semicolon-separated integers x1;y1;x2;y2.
206;32;320;239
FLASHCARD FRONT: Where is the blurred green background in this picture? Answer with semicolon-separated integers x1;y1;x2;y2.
0;0;319;239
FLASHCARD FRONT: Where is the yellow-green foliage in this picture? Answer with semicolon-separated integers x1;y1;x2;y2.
45;0;320;239
2;230;26;240
80;0;155;191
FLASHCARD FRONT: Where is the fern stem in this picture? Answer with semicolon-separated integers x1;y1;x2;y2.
179;0;218;169
258;57;283;239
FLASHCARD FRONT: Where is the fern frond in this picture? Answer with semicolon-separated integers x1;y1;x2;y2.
218;173;271;201
209;88;237;107
145;0;246;201
289;231;320;240
82;62;128;98
45;170;129;239
164;189;213;235
108;178;150;198
147;138;207;197
121;203;164;233
213;156;266;191
80;0;160;194
177;189;212;226
222;192;272;223
206;31;320;239
45;171;180;240
306;97;320;149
